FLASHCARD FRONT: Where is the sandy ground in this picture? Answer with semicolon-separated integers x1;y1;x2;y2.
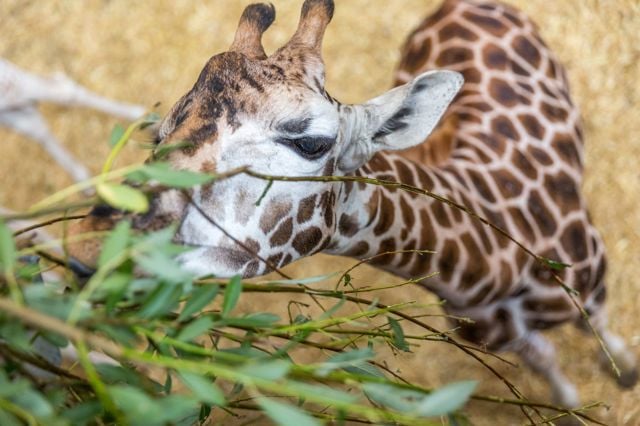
1;0;639;424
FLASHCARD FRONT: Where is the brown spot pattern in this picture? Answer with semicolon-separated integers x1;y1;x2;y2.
489;78;519;107
373;194;395;236
518;114;546;139
436;47;474;67
492;169;523;198
528;146;553;165
541;101;569;122
491;115;519;141
270;217;293;247
560;220;588;261
260;199;292;233
543;171;581;214
527;190;557;237
292;226;323;255
459;233;489;290
439;21;479;42
438;239;460;282
482;43;508;69
297;194;317;224
511;150;537;179
345;241;370;257
338;213;358;237
513;35;541;67
462;11;508;37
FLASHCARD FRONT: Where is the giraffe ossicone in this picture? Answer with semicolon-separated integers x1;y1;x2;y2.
67;0;637;408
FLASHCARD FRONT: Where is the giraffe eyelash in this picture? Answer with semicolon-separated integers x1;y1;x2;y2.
275;136;335;160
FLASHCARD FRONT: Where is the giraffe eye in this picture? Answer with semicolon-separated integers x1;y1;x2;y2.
277;136;335;160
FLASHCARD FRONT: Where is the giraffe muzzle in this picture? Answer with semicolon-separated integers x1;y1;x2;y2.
68;256;96;279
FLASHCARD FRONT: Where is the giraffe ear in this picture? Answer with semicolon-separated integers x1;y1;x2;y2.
338;70;463;172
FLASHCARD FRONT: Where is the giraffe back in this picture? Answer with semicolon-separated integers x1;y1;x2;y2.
369;0;608;326
395;0;584;176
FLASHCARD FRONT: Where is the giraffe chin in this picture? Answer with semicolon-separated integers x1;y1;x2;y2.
176;245;269;279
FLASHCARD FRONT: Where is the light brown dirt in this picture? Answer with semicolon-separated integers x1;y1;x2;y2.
1;1;639;424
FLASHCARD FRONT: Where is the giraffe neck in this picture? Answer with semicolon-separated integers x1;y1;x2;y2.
328;151;483;295
326;146;539;309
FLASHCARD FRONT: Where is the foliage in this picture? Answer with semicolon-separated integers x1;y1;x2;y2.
0;119;597;425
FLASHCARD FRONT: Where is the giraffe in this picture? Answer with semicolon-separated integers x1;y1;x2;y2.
0;58;145;182
66;0;638;408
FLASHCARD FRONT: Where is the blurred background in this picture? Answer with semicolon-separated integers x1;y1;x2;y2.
1;0;639;424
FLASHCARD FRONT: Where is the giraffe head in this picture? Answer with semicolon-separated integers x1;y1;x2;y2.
68;0;463;278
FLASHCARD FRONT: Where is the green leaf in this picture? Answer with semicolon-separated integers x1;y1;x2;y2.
343;361;386;378
96;272;131;312
0;408;21;426
12;387;54;418
257;397;321;426
415;380;478;417
224;312;280;328
318;347;374;376
240;360;290;381
0;220;16;271
222;275;242;317
109;385;157;423
178;371;225;406
24;284;90;321
62;401;103;426
362;383;414;412
178;284;219;321
141;162;214;188
388;316;410;352
98;221;131;269
111;389;198;426
97;364;160;391
152;395;199;425
109;123;125;147
134;251;192;283
96;182;148;213
95;324;138;346
0;321;32;351
136;225;175;246
152;140;195;160
176;316;214;342
318;297;345;320
140;112;161;129
138;283;183;319
286;382;357;405
40;330;68;348
542;258;572;270
266;272;338;285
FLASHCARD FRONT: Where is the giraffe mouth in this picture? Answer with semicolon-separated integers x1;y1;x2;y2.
68;257;96;279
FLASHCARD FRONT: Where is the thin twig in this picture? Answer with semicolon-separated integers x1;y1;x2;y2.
0;341;83;381
12;215;85;237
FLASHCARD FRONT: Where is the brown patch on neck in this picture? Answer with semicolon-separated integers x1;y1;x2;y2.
259;198;292;233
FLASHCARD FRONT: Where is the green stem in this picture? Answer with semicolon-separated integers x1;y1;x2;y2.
101;119;147;176
75;340;125;424
28;165;141;213
0;397;39;426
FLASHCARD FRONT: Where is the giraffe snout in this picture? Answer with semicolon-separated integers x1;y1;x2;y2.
65;212;120;273
67;256;96;279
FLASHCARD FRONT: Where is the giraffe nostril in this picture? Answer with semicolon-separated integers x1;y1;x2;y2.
89;204;123;218
68;257;96;279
